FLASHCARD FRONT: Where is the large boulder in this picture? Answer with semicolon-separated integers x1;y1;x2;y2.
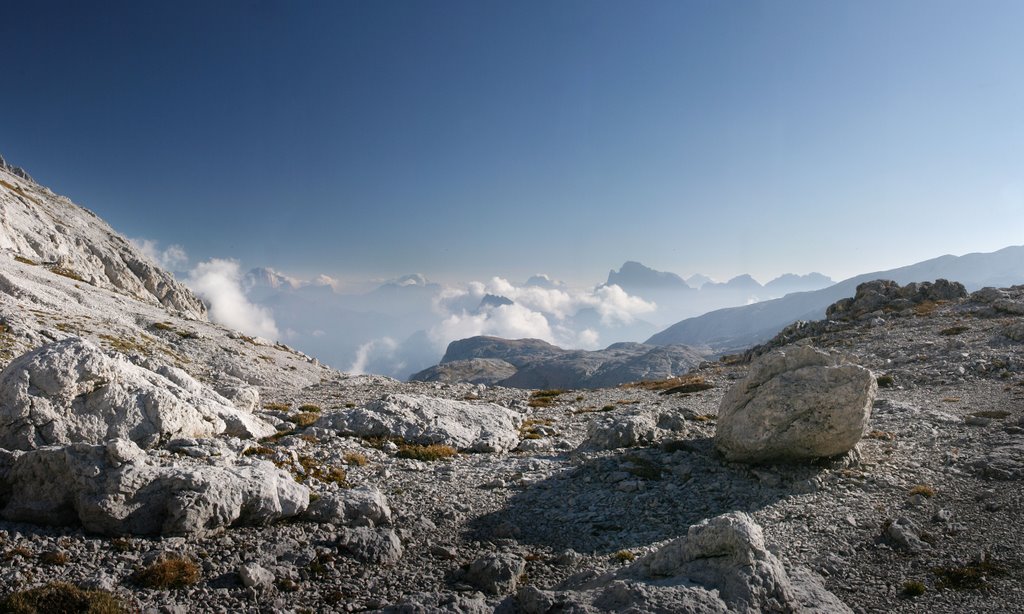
510;512;850;613
715;346;876;463
0;338;276;450
0;438;308;536
319;394;524;453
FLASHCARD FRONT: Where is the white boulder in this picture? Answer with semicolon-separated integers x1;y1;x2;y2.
320;394;524;453
0;338;276;449
0;438;308;536
514;512;851;613
715;347;876;463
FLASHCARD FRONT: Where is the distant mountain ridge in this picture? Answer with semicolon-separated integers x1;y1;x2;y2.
410;335;706;389
646;246;1024;352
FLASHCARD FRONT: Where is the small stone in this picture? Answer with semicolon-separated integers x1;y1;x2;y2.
239;562;275;590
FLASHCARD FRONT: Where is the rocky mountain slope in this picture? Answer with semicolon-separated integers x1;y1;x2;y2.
646;244;1024;352
409;336;707;389
0;157;1021;613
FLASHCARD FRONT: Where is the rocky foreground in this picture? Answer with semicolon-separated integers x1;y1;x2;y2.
1;160;1023;612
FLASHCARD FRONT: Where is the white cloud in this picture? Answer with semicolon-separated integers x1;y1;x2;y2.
424;278;655;354
349;337;399;375
588;284;657;325
430;303;554;350
186;259;279;340
131;238;189;271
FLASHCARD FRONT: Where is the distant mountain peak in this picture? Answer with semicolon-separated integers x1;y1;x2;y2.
245;267;303;290
391;273;428;287
607;261;689;290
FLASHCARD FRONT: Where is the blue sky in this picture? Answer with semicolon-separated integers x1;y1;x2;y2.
2;1;1022;286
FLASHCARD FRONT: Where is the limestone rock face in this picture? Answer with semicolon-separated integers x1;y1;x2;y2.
512;512;850;613
0;163;206;318
320;394;524;453
0;338;276;450
0;438;309;536
715;346;876;463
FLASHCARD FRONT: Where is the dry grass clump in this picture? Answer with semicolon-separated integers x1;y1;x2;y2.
876;374;896;388
528;389;566;408
289;412;320;428
396;443;457;461
296;456;349;486
343;451;369;466
4;546;32;560
909;484;936;498
13;255;37;266
611;550;636;563
520;418;554;440
263;402;291;412
297;403;322;413
38;550;69;565
939;325;970;336
866;430;896;441
902;580;926;596
0;581;126;613
152;322;175;332
132;555;201;589
49;266;85;282
913;300;941;317
932;560;1007;590
622;374;713;395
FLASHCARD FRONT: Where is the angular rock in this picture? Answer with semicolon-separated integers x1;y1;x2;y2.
239;562;275;590
885;517;931;553
337;527;403;564
0;438;308;536
320;394;524;453
0;338;276;449
464;553;526;595
512;512;850;613
583;412;659;450
302;485;393;527
715;346;876;463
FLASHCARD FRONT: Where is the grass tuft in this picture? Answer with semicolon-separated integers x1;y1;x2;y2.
343;452;368;466
909;484;936;498
932;560;1007;590
132;555;201;589
396;443;457;461
0;581;125;614
902;580;926;596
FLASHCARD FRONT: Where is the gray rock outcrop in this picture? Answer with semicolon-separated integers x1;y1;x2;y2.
0;161;206;318
319;394;524;453
825;278;967;321
715;346;876;463
510;512;850;613
0;438;309;536
0;338;276;449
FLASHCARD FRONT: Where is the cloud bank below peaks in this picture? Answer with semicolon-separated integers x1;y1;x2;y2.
186;259;280;340
429;276;655;351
